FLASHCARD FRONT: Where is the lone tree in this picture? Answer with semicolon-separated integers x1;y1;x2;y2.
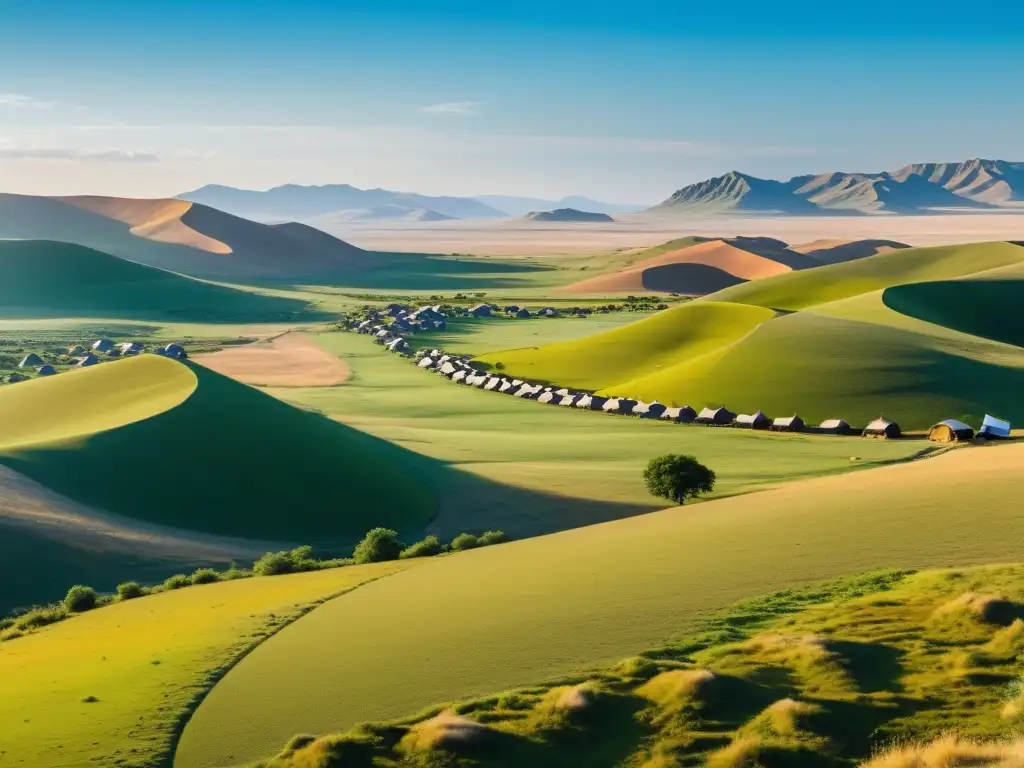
644;454;716;505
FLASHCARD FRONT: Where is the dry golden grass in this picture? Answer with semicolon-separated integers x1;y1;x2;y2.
401;711;500;752
862;736;1024;767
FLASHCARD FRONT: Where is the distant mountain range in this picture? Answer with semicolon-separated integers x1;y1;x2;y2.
179;183;506;222
0;193;367;280
647;158;1024;216
178;184;641;222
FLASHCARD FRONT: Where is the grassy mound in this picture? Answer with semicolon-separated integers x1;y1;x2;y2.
0;356;436;539
175;443;1024;767
474;301;775;391
0;240;318;321
0;560;413;768
707;241;1024;311
238;563;1024;768
607;306;1024;428
883;278;1024;347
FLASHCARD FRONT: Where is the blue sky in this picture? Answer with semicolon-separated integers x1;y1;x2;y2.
1;0;1023;201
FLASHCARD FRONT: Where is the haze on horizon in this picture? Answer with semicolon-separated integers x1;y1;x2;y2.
1;0;1023;203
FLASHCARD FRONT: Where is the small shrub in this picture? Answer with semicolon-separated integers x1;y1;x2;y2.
494;362;505;370
400;535;443;559
253;551;296;576
478;530;507;546
163;574;191;590
643;454;716;505
220;567;252;581
64;585;97;613
450;533;479;552
353;528;404;564
191;568;221;585
15;604;67;630
117;581;144;600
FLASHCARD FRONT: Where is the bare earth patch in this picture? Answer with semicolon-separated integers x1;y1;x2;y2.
194;332;351;388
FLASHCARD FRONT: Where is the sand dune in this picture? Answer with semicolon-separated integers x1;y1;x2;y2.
562;239;794;294
791;238;910;264
194;332;351;387
56;196;232;254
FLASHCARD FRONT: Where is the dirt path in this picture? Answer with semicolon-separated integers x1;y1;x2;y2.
193;332;351;387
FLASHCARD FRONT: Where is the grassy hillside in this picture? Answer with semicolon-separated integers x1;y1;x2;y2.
0;355;436;540
474;301;775;390
0;240;319;321
883;278;1024;347
478;241;1024;428
707;241;1024;311
609;304;1024;427
176;442;1024;767
0;561;414;768
243;564;1024;768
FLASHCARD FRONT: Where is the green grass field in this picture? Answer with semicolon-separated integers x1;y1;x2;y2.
243;564;1024;768
0;561;414;768
0;355;436;540
0;240;321;322
175;441;1024;767
476;242;1024;428
277;332;926;539
474;301;774;389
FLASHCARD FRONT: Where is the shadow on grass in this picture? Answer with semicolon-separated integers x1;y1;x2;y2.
830;640;906;693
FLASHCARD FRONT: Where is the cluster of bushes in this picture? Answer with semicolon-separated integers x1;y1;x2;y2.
0;528;508;642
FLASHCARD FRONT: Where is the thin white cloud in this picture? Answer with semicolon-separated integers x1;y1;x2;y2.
0;147;159;162
0;93;57;109
419;101;484;115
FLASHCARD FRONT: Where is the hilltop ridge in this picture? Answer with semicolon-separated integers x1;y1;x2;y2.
648;157;1024;216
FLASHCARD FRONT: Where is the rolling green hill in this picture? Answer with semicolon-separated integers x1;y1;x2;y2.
0;355;436;539
176;442;1024;767
707;241;1024;311
0;240;319;321
475;301;775;389
477;241;1024;428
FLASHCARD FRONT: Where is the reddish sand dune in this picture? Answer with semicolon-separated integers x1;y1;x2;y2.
194;332;351;387
790;238;909;263
55;196;232;254
562;239;793;294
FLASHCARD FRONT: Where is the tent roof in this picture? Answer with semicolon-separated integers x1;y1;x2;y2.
934;419;973;432
819;418;849;429
865;417;896;431
773;415;803;426
982;414;1011;431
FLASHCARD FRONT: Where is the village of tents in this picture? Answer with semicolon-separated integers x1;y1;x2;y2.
928;419;974;443
863;417;901;439
979;414;1012;439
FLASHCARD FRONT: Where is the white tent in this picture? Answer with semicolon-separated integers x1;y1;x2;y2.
980;414;1011;439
